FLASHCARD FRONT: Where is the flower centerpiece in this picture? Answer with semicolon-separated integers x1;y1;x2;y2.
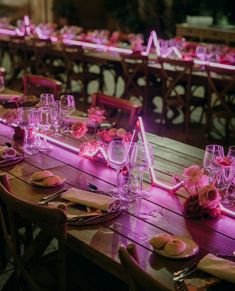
71;121;87;139
176;165;222;219
87;107;106;130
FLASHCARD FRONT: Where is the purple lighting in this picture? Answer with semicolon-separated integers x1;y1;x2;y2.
0;28;16;36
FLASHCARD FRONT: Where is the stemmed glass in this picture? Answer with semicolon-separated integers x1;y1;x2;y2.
28;108;41;150
203;144;224;183
39;107;53;152
228;146;235;158
60;95;75;133
127;142;154;198
39;93;54;108
220;158;235;205
50;101;61;137
107;140;127;197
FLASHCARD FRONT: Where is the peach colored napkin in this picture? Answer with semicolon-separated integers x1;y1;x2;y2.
61;188;121;212
197;254;235;284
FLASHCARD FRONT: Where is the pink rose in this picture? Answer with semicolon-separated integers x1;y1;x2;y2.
71;122;87;139
88;107;105;124
183;165;208;189
97;129;113;143
198;184;221;209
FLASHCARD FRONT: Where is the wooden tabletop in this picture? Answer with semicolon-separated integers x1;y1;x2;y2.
0;123;235;290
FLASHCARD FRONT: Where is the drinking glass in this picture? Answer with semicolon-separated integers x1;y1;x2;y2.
28;108;41;150
39;108;53;152
107;141;127;197
127;143;154;199
39;93;54;108
203;144;224;183
221;159;235;205
50;101;61;137
60;95;75;133
227;146;235;158
19;108;37;155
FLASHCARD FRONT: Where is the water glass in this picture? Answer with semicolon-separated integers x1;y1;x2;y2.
118;173;139;203
227;146;235;158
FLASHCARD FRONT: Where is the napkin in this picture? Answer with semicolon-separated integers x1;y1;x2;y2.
61;188;121;212
197;254;235;284
0;94;23;102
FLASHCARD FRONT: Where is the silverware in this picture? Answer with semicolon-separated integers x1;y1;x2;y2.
173;267;198;282
38;188;68;205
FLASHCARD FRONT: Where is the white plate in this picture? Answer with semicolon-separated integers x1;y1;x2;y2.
31;177;66;188
154;236;199;259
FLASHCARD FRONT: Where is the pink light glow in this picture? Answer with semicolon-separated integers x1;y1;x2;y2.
63;39;133;54
24;15;30;26
35;27;48;40
0;28;16;36
144;30;161;56
15;28;24;36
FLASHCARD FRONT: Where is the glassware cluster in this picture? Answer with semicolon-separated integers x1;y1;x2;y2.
203;144;235;205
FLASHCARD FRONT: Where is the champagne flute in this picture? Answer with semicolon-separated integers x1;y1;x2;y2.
39;107;53;152
203;144;224;183
28;108;41;150
129;143;154;198
221;159;235;205
60;94;75;133
50;101;61;137
107;140;127;197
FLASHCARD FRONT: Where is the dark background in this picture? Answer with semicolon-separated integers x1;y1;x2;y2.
53;0;235;37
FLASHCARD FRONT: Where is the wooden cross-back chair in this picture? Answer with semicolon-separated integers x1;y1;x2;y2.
23;74;62;99
62;43;104;103
0;173;67;291
120;53;148;114
92;93;142;130
205;64;235;143
118;244;166;291
158;56;206;140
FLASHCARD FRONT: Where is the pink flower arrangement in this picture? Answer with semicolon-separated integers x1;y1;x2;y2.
88;107;106;125
179;165;222;219
97;128;132;143
79;140;103;157
183;165;208;193
71;121;88;139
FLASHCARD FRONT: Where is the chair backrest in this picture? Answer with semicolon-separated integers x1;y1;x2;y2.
0;173;67;291
205;64;235;117
92;93;142;130
23;74;62;99
120;53;148;112
118;244;166;291
158;56;194;104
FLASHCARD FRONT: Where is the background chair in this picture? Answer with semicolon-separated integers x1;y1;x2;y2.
120;53;148;114
92;92;142;130
62;43;104;104
118;244;166;291
23;74;62;99
158;56;207;140
205;64;235;143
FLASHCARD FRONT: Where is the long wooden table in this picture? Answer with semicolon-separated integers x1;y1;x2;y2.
0;123;235;290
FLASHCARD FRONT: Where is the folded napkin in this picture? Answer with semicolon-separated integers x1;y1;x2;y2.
0;94;23;102
197;254;235;284
61;188;121;212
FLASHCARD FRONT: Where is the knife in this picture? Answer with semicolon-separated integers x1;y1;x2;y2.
38;188;68;205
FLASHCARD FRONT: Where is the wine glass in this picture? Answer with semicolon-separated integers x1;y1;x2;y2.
60;95;75;133
50;101;61;137
203;144;224;183
128;143;154;198
107;140;127;197
39;107;53;152
227;146;235;158
39;93;54;108
221;158;235;205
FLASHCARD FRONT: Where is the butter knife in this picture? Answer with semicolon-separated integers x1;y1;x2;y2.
38;188;68;205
